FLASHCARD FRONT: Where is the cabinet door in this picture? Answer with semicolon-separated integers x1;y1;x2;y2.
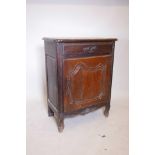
63;55;112;113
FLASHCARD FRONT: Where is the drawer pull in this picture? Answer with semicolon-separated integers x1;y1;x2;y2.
83;46;97;54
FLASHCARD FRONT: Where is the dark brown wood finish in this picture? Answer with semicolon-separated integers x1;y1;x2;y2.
43;38;117;132
63;55;112;112
63;42;113;58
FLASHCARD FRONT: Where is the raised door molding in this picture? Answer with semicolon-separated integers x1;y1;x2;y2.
66;62;106;105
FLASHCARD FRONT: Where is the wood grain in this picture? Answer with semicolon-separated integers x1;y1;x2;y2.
43;38;117;132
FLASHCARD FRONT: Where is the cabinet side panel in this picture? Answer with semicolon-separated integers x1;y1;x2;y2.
46;56;58;109
44;41;56;58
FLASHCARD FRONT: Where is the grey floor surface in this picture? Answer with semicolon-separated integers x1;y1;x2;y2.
27;97;128;155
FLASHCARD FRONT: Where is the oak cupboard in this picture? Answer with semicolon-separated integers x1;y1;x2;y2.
43;38;117;132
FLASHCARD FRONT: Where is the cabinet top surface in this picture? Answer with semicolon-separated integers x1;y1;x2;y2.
43;37;117;43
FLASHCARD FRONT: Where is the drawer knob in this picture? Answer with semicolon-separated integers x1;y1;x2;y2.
83;46;97;54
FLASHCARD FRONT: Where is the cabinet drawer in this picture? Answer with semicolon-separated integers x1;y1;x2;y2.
63;42;113;58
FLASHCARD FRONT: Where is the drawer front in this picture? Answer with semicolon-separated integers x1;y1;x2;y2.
63;55;113;113
63;42;113;58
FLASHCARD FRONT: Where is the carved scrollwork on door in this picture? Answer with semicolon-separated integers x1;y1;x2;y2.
66;62;106;104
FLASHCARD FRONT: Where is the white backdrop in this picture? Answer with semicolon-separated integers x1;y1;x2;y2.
26;2;128;103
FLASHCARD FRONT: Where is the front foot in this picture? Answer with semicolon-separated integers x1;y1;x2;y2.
58;120;64;132
48;105;54;116
54;113;64;132
104;103;110;117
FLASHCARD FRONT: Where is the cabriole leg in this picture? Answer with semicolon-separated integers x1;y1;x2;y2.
48;105;54;116
104;102;110;117
54;113;64;132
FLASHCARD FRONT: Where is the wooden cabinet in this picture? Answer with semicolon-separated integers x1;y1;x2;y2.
43;38;117;132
